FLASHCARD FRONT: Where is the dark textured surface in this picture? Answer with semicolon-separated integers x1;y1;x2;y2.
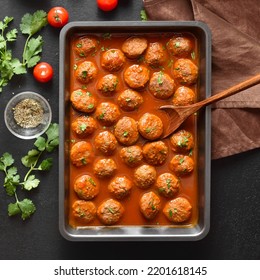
0;0;259;260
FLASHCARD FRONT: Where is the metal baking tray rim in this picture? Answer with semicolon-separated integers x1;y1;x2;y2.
59;21;212;241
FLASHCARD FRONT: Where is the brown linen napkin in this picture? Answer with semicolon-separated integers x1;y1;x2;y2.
143;0;260;159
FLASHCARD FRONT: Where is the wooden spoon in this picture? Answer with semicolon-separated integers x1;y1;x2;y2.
159;74;260;139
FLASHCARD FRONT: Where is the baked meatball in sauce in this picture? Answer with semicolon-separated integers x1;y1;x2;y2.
120;145;143;167
149;71;175;100
97;199;124;225
124;64;150;89
134;164;157;189
122;36;148;59
71;116;97;138
75;61;98;84
166;36;192;57
163;197;192;223
144;42;166;67
101;49;126;72
173;58;198;85
108;176;132;200
117;89;144;111
156;173;180;198
142;141;168;166
97;74;119;96
170;129;194;154
72;200;96;224
94;131;118;155
73;36;98;58
70;89;97;113
114;116;139;146
139;191;161;220
93;158;117;178
138;113;164;140
95;102;121;126
169;155;194;176
172;86;195;106
70;141;94;167
73;174;99;200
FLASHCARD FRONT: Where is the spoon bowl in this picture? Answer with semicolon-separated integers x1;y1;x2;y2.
160;74;260;138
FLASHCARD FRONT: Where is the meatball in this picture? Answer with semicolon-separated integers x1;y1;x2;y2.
70;141;93;167
149;71;175;100
97;199;124;225
144;42;166;67
73;174;99;200
101;49;126;72
94;131;118;155
169;155;194;176
108;176;132;199
120;145;143;167
114;116;139;146
166;36;192;57
70;89;97;113
71;116;97;137
73;36;98;58
93;158;117;178
124;64;150;89
117;89;144;111
139;191;161;220
72;200;96;223
172;86;196;106
138;113;163;140
97;74;119;96
75;61;98;84
134;164;157;189
95;102;121;126
142;141;168;166
173;58;198;85
156;173;180;198
121;36;148;59
163;197;192;223
170;130;194;154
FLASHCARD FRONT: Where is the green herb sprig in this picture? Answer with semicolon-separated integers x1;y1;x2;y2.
0;11;48;92
140;9;148;21
0;123;59;220
20;10;48;69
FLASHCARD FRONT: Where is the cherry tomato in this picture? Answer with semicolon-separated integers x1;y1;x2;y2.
97;0;118;12
47;6;69;28
33;62;54;83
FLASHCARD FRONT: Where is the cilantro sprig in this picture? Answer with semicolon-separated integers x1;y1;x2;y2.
0;11;47;92
0;17;25;91
0;123;59;220
20;10;48;68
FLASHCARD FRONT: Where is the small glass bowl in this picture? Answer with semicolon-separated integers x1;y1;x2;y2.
4;91;52;139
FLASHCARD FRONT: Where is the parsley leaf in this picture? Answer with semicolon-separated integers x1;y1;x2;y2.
22;175;40;191
38;158;53;171
23;35;43;68
8;198;36;220
140;9;148;21
20;10;48;68
20;10;48;36
0;152;14;169
45;123;60;152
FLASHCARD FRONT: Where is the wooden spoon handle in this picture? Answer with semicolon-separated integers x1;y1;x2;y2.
196;74;260;108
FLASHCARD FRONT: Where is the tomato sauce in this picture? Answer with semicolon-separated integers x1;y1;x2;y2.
68;32;199;228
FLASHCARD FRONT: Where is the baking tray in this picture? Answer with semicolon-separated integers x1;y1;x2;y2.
59;21;211;241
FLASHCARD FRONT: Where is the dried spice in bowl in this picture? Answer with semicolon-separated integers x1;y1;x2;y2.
13;98;44;128
4;91;52;139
